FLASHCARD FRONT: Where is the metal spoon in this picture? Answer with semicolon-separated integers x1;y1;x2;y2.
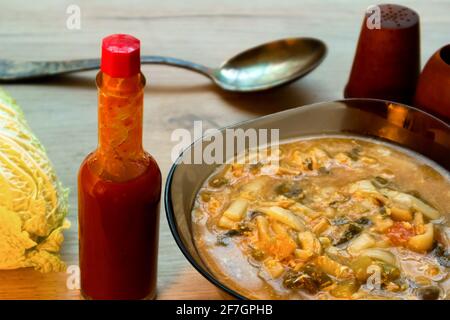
0;37;326;92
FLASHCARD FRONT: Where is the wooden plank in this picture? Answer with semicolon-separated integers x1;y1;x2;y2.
0;0;448;299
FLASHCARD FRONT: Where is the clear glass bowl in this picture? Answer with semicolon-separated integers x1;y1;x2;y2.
164;98;450;300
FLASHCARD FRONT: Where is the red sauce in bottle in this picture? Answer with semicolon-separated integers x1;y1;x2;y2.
78;34;161;300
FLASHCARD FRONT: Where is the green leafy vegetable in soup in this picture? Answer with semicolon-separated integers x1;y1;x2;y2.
192;137;450;299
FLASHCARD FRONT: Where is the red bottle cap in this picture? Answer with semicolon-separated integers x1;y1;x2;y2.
101;34;140;78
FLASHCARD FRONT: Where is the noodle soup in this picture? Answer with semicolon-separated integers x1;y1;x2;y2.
192;136;450;299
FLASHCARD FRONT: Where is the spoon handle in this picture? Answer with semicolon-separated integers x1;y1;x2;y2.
0;56;213;81
0;59;100;81
141;55;213;78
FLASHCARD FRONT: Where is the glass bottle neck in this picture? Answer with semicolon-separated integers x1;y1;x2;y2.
95;71;147;180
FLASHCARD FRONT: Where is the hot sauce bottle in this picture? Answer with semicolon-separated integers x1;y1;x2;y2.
78;34;161;300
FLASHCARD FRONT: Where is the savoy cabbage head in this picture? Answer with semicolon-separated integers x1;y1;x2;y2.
0;88;69;272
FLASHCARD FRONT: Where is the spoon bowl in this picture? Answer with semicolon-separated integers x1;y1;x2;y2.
214;38;327;91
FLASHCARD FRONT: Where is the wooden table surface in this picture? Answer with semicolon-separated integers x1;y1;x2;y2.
0;0;448;300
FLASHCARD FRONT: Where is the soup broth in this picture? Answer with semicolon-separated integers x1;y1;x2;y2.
192;136;450;300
